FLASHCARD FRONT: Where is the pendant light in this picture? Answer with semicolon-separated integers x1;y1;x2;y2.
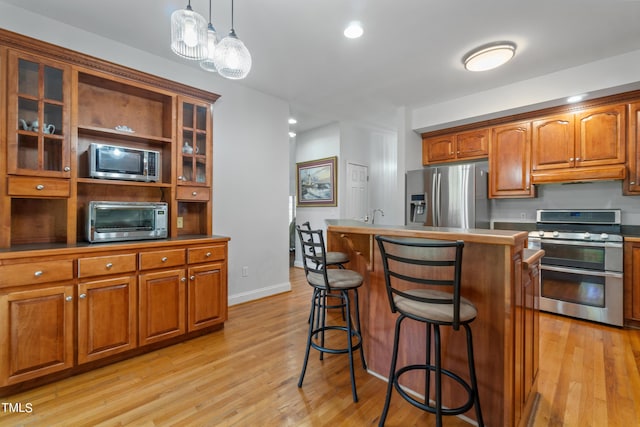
213;0;252;80
171;1;208;60
200;0;218;72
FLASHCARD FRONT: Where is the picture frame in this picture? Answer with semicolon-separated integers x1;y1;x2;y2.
296;156;338;207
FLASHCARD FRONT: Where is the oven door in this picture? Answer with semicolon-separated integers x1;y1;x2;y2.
535;238;623;271
539;265;623;326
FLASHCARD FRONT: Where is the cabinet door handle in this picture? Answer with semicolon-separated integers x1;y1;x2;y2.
34;270;43;277
205;252;211;257
65;296;73;302
79;293;87;299
105;262;113;269
64;166;71;172
190;275;195;280
631;181;636;185
569;158;574;162
181;277;186;282
192;191;197;196
161;257;168;262
36;184;45;190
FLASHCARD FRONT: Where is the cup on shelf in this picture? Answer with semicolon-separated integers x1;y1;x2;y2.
44;124;56;134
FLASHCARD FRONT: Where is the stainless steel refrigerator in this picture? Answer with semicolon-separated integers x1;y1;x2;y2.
405;161;490;228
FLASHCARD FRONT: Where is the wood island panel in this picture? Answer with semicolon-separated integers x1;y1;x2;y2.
326;221;536;427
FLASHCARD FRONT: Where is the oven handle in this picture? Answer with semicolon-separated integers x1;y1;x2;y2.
536;238;622;248
540;264;623;278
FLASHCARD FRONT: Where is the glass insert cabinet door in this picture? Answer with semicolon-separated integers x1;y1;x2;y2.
177;98;211;186
7;50;71;177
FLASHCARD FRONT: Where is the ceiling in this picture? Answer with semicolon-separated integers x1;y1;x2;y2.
4;0;640;132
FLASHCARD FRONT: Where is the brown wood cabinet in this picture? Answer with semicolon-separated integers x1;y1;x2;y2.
0;282;74;386
625;102;640;194
77;275;137;364
489;122;534;198
623;241;640;327
422;128;489;165
0;30;229;394
531;105;626;184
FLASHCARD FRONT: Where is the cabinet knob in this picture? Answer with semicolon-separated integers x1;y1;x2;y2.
34;270;43;277
65;296;73;302
205;252;211;257
105;262;113;269
575;157;581;161
631;181;636;185
79;293;87;299
161;257;168;262
192;191;197;196
64;166;71;172
190;275;195;280
569;158;574;162
181;277;186;282
36;184;45;190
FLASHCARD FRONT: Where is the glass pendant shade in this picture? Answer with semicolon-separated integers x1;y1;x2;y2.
200;24;218;72
171;4;208;60
213;30;252;80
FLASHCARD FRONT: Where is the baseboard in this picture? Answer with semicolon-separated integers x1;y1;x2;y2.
228;281;292;306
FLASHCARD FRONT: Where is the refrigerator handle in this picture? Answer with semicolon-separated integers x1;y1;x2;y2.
434;171;441;226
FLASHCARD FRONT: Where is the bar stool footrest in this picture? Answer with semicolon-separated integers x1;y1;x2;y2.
310;325;363;355
394;364;475;416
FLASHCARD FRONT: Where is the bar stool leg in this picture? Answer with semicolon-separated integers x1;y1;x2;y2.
379;314;404;427
343;290;358;402
298;288;319;388
434;324;443;427
465;324;484;427
425;322;432;407
352;289;367;369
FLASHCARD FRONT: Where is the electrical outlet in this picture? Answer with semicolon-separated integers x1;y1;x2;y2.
177;216;184;228
242;266;249;277
520;212;527;220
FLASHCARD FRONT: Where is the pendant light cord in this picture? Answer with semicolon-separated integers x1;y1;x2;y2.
231;0;235;32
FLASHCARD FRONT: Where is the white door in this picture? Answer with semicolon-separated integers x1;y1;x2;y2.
346;163;368;220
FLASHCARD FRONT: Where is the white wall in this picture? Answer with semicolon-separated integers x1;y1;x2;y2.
0;2;291;305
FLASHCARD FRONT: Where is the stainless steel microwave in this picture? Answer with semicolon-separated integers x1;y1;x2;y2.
89;143;160;182
86;201;168;243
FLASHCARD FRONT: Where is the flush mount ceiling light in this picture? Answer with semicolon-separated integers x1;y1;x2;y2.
288;118;297;125
344;21;363;39
171;0;208;60
463;41;516;72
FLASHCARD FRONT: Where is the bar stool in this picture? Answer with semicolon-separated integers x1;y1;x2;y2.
375;236;483;427
296;225;367;402
301;221;349;268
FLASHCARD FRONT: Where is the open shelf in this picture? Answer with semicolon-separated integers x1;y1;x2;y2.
77;125;172;144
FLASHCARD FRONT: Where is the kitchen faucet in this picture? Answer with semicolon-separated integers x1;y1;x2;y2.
372;208;385;224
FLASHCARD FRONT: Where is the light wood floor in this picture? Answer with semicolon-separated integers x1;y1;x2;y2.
2;267;640;426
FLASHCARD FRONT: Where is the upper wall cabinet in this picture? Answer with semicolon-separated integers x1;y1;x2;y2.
625;102;640;195
531;104;626;184
489;122;534;198
6;50;71;178
422;128;489;165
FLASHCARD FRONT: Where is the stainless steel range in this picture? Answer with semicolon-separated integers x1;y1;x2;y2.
527;209;623;326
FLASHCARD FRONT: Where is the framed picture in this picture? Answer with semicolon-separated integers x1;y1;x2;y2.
296;156;338;207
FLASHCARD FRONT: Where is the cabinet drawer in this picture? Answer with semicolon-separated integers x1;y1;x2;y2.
0;260;74;287
7;176;70;197
188;244;226;264
139;249;186;270
78;253;137;278
176;186;210;201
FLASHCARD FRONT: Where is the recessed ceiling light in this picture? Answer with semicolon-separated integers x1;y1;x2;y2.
289;131;297;138
344;21;363;39
463;41;516;72
567;94;586;103
288;118;297;125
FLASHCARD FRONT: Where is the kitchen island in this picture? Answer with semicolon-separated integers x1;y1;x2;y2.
325;220;542;427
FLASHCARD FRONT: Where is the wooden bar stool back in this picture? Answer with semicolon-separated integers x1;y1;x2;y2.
375;235;484;427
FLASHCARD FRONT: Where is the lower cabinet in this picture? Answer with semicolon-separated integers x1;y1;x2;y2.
0;283;74;386
0;237;229;392
624;241;640;326
188;262;227;331
77;276;137;364
139;268;187;346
